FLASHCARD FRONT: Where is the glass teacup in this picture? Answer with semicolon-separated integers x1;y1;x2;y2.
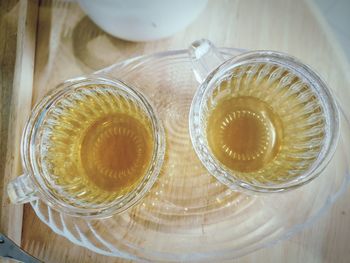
7;75;165;218
189;39;339;192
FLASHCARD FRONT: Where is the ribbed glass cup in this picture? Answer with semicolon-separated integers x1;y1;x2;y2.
8;75;165;218
189;40;340;192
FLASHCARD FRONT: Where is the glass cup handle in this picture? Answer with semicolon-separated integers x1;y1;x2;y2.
188;39;226;83
7;174;38;204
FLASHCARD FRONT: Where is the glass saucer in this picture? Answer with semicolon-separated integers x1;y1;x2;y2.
31;48;350;262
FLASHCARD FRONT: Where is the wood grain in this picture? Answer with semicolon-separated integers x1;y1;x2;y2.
0;0;38;246
2;0;349;261
0;0;20;238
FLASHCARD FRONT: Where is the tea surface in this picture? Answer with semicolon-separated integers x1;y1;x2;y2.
204;64;326;184
81;113;153;192
41;86;154;204
207;96;283;172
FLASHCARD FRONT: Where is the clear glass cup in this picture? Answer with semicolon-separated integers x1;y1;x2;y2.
7;75;165;218
189;39;340;192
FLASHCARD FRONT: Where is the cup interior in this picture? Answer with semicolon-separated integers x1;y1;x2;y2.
189;51;339;192
22;75;165;218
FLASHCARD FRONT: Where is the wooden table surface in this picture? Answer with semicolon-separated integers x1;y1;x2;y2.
1;0;350;262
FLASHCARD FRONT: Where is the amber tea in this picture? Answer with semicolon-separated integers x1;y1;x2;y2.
41;85;154;205
207;96;283;173
205;64;326;184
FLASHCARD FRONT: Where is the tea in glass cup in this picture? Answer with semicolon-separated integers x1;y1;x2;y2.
7;75;165;218
189;40;339;192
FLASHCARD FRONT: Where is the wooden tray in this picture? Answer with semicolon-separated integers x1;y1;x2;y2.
1;0;350;262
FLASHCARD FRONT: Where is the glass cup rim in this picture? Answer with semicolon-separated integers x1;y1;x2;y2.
21;74;165;218
189;50;340;193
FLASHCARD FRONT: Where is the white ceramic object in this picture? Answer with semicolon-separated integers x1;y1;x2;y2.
77;0;208;42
